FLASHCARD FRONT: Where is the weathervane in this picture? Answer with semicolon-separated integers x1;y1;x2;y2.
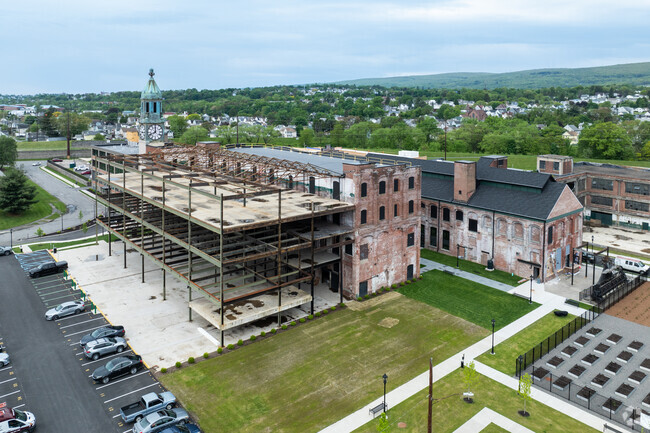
149;68;155;78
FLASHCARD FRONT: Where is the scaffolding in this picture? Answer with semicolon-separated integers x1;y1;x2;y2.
93;149;354;345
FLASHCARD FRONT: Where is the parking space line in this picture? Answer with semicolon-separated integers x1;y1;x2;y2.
0;366;11;373
35;284;72;293
13;404;24;409
58;312;96;322
81;350;133;366
40;288;76;297
64;325;105;336
60;317;104;329
43;293;79;303
0;390;20;399
95;371;150;390
103;383;160;404
0;378;16;385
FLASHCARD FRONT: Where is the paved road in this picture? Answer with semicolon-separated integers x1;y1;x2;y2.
0;161;96;246
0;255;114;432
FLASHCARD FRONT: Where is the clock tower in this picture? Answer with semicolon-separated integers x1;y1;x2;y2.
138;68;165;152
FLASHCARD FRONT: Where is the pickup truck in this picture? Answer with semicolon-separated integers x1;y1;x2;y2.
28;261;68;278
120;391;176;423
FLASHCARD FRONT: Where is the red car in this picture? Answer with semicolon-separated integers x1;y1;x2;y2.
81;170;91;175
50;158;63;162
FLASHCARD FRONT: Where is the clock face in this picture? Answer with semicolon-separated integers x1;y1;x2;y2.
148;124;163;140
138;125;146;140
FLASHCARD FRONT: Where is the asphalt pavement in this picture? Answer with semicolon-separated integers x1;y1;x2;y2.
0;161;96;246
0;253;114;432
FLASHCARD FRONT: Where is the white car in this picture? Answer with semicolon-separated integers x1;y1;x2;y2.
74;165;89;171
0;346;9;367
0;246;13;256
31;162;41;166
0;407;36;432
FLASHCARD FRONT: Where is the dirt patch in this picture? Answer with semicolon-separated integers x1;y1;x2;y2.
378;317;399;328
606;282;650;327
643;248;650;254
347;291;402;311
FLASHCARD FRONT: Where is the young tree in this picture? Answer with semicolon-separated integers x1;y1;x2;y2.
168;115;188;137
330;123;344;147
376;412;389;432
179;126;209;145
299;128;314;147
518;373;532;417
0;169;37;214
0;136;18;170
93;133;105;141
578;122;634;159
462;361;478;402
54;113;91;137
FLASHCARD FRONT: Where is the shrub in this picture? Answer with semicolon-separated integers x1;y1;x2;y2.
330;306;336;311
299;318;306;323
400;282;406;286
281;324;288;330
391;284;397;289
227;344;235;350
339;303;345;308
175;361;182;368
371;292;377;296
250;335;256;341
322;309;329;314
308;314;314;320
237;339;243;346
261;331;266;337
271;328;277;334
188;357;195;364
418;275;423;280
203;352;209;359
160;367;167;373
315;312;321;317
217;347;223;354
290;321;296;326
405;280;411;284
357;296;363;301
364;294;370;299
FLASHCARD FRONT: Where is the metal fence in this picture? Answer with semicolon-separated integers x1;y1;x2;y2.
528;369;646;431
515;307;602;377
597;274;646;311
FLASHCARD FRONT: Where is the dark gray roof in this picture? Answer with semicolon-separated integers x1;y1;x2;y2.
367;153;455;175
422;175;567;220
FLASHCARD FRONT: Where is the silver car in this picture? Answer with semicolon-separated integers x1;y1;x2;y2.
0;246;13;256
0;347;9;368
132;408;189;433
45;300;85;320
84;337;127;360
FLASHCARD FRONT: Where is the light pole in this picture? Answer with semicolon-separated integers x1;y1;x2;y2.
491;319;496;355
592;236;596;286
518;355;524;378
382;373;388;413
529;274;533;304
456;244;460;268
9;228;12;250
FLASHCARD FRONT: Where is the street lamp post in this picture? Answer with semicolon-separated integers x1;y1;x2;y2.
592;235;596;286
456;244;460;268
382;373;388;413
529;274;533;304
518;355;524;378
491;319;496;355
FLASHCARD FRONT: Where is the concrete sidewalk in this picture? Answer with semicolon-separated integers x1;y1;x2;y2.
419;258;515;292
319;294;586;433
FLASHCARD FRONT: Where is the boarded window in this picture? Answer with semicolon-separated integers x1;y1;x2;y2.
469;219;478;232
360;244;369;260
498;219;507;236
513;222;524;239
547;226;553;244
530;225;541;243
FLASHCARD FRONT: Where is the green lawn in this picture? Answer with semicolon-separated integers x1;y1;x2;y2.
421;249;523;286
354;371;598;433
481;424;510;433
0;170;67;230
476;312;576;376
27;234;119;251
42;167;87;187
17;140;69;150
159;295;488;433
398;270;538;331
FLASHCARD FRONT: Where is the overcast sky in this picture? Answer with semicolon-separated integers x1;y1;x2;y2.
2;0;649;94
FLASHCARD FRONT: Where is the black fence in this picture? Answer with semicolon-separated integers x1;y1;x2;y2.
515;306;602;377
597;274;646;311
528;369;646;431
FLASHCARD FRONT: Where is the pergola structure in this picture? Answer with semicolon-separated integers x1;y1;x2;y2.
93;148;354;345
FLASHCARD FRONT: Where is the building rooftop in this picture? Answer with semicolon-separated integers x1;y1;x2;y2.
564;162;650;181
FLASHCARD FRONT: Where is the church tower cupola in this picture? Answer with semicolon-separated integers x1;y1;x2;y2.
138;68;165;146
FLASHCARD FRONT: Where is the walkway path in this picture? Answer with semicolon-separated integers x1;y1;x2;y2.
319;289;593;433
419;258;515;292
452;407;535;433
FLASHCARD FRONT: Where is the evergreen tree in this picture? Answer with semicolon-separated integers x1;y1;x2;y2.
0;136;18;170
0;169;37;214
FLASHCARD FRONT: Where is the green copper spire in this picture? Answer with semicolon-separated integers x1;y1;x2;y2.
141;68;162;99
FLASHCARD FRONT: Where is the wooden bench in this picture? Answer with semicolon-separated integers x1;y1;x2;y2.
369;402;385;417
565;299;580;307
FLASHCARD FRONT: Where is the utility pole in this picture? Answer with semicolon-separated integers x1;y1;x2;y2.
66;111;71;159
427;357;433;433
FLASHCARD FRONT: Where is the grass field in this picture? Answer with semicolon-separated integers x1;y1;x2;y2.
476;312;576;376
354;371;598;433
420;249;522;286
16;140;70;150
159;295;488;433
398;270;538;331
27;234;119;251
482;424;510;433
0;170;67;230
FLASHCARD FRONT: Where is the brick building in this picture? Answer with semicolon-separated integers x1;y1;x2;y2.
539;155;650;231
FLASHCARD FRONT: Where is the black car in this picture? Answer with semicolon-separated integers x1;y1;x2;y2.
28;261;68;278
80;325;125;347
92;355;143;384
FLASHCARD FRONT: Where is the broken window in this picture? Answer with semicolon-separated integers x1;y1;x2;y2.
407;233;415;247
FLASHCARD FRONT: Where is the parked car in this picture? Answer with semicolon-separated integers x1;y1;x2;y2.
92;355;143;384
81;170;91;175
120;392;176;423
28;260;68;278
132;408;189;433
74;165;88;171
80;325;125;346
31;162;41;167
158;424;201;433
50;158;62;162
0;246;13;256
0;347;9;367
84;337;127;360
45;300;85;320
0;407;36;432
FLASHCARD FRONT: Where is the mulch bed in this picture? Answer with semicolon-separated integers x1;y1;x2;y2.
568;364;586;378
594;343;610;354
561;346;578;357
641;358;650;372
615;383;635;398
547;356;564;368
592;373;610;388
582;354;599;366
617;351;634;363
553;375;572;390
629;370;647;384
532;367;549;381
577;386;596;401
575;336;590;347
586;327;602;337
628;341;644;352
606;282;650;327
606;333;622;344
605;362;622;375
602;397;623;412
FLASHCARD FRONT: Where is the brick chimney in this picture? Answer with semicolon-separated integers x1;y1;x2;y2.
454;161;476;203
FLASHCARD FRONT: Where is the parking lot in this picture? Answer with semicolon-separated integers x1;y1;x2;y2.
0;251;172;433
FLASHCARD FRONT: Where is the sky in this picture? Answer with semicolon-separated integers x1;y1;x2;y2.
2;0;649;94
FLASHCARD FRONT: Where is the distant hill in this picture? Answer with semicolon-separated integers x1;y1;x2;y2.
335;62;650;89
